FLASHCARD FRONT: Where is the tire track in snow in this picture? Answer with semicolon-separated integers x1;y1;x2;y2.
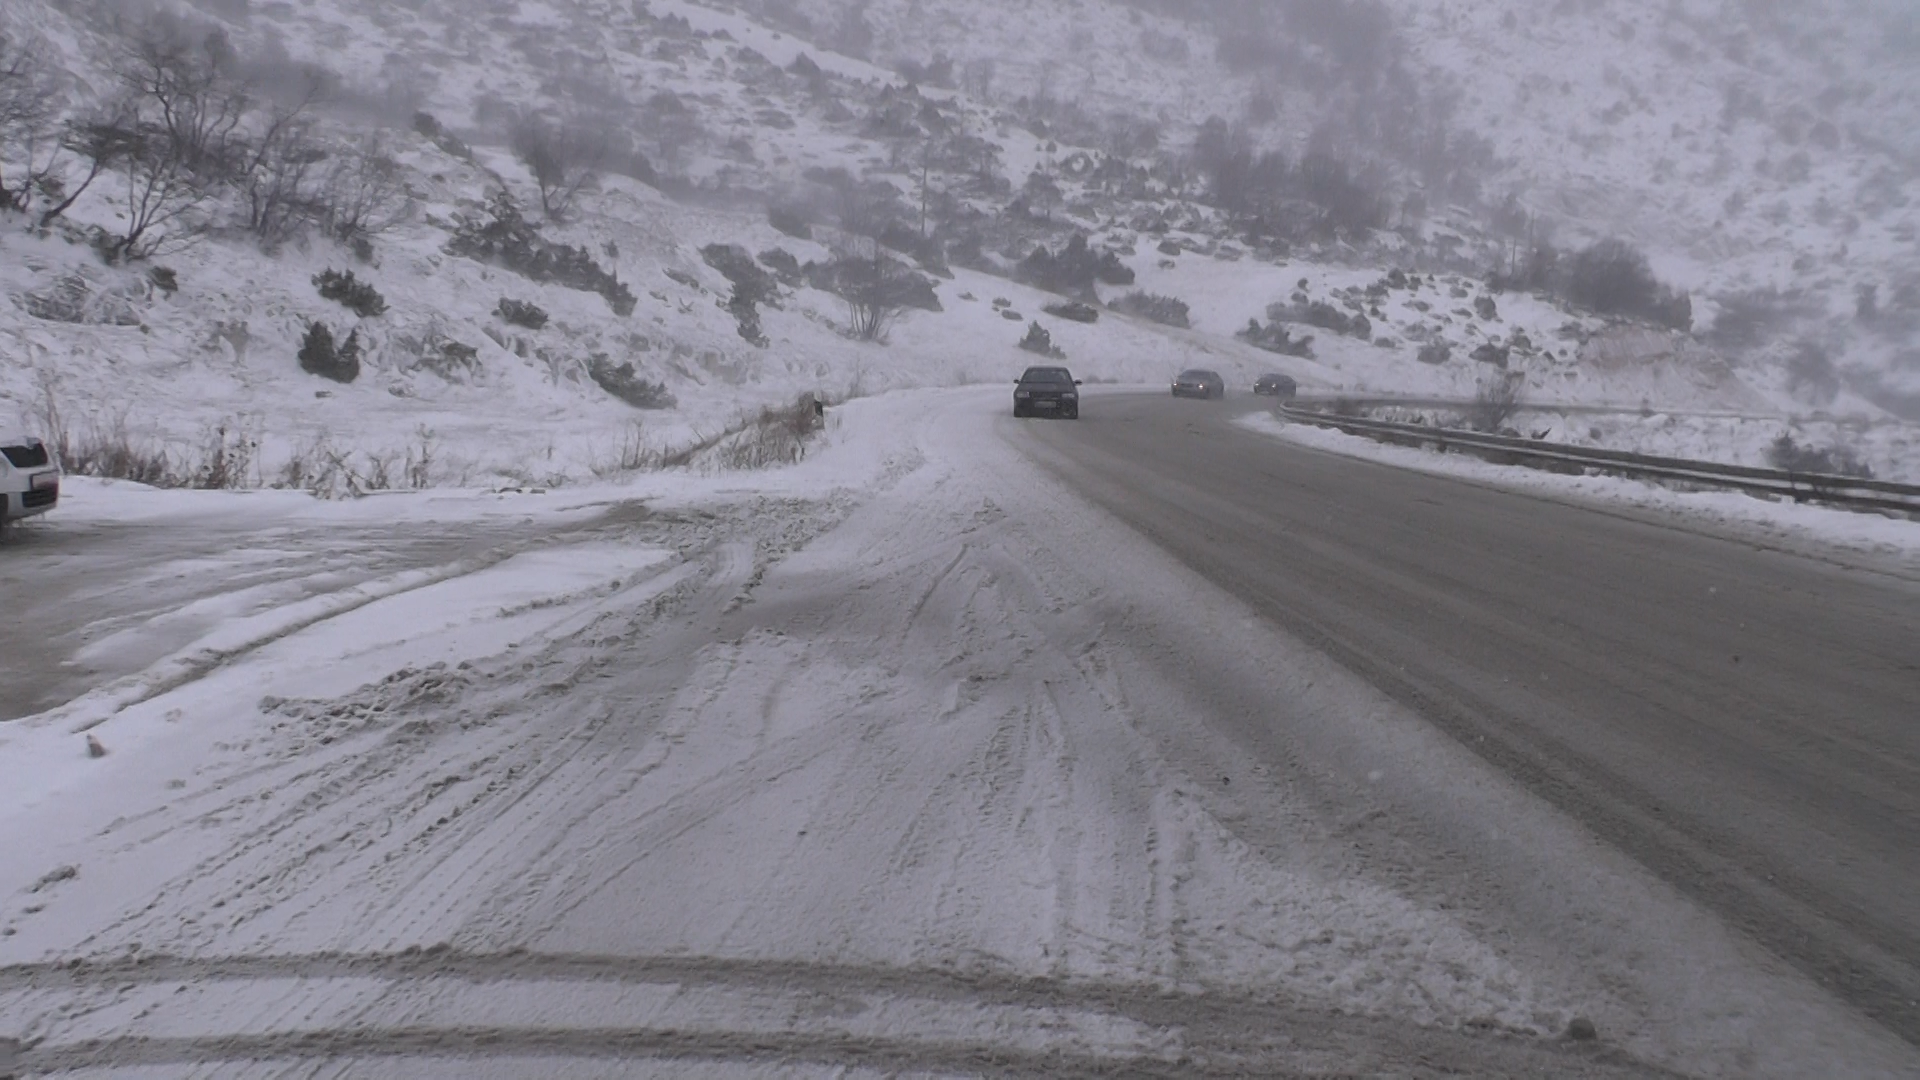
0;950;1675;1078
12;517;851;1046
4;399;1701;1077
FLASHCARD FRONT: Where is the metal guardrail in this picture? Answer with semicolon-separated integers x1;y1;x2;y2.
1277;404;1920;516
1288;394;1823;423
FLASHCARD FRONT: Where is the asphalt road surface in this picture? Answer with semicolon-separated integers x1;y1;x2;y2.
1014;391;1920;1050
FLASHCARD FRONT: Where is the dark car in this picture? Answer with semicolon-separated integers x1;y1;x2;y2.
1013;366;1082;418
1172;369;1225;399
1253;373;1297;398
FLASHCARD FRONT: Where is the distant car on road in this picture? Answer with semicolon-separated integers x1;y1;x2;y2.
1;432;60;523
1252;373;1297;398
1172;369;1225;399
1013;365;1082;418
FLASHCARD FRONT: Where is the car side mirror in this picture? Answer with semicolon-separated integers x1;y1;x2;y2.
1074;379;1083;385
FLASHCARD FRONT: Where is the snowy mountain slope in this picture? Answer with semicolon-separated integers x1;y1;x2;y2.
1392;0;1920;401
0;0;1249;486
3;0;1915;491
756;0;1920;406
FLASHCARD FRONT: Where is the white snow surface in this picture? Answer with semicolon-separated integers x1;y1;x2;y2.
2;388;1914;1078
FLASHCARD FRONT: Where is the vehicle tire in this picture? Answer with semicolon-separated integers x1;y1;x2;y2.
1064;405;1079;419
1013;404;1027;418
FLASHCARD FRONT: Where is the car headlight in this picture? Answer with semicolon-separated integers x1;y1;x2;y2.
1015;390;1030;397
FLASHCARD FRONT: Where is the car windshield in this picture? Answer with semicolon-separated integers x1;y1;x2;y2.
1179;370;1215;380
1020;368;1071;383
2;442;50;469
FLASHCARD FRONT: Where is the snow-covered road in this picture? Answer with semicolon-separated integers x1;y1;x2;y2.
1;388;1912;1078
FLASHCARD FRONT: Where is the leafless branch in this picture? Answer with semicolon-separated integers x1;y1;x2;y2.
510;114;611;220
0;30;66;210
320;135;413;245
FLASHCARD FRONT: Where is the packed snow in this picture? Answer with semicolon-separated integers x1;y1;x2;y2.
4;388;1916;1078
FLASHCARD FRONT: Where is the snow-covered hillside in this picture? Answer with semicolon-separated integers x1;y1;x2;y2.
3;0;1916;490
759;0;1920;410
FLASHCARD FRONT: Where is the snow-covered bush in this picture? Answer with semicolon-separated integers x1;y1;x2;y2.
703;397;822;470
1239;318;1315;358
1269;299;1369;339
1465;374;1524;433
588;356;676;409
496;298;549;330
701;243;778;345
1110;292;1192;328
768;203;812;239
447;193;635;315
298;322;361;384
1016;234;1134;299
1019;321;1066;359
1766;434;1872;478
757;247;803;285
1564;239;1691;330
1042;300;1099;324
313;269;388;318
806;251;937;341
701;244;778;308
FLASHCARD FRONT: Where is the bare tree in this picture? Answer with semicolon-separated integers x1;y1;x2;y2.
237;69;328;243
1466;373;1524;433
640;91;703;171
240;116;325;245
834;245;914;343
112;118;212;261
0;30;64;211
1022;166;1063;220
961;57;995;101
319;135;412;245
34;111;122;226
511;114;609;220
113;21;250;184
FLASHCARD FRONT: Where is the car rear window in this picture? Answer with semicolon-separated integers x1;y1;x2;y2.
2;443;50;469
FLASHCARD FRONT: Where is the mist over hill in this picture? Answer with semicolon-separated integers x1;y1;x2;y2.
3;0;1916;489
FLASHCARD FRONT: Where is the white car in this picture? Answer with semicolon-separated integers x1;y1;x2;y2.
1;430;60;522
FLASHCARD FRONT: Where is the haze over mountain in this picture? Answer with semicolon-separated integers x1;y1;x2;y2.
3;0;1916;486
